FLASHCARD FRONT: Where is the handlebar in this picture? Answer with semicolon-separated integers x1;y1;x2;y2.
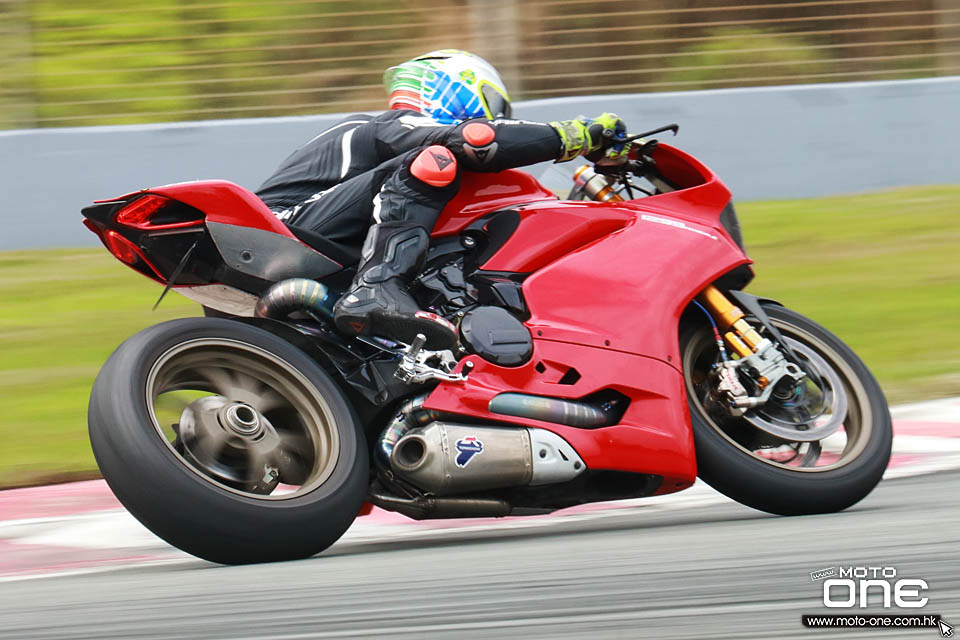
620;123;679;144
582;122;684;199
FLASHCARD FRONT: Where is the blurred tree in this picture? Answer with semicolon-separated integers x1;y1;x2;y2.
935;0;960;73
3;0;956;128
660;28;828;89
0;1;37;128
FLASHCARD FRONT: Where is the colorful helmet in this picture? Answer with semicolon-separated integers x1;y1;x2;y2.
384;49;511;124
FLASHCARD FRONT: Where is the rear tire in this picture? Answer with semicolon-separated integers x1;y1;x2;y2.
682;304;891;515
89;317;368;564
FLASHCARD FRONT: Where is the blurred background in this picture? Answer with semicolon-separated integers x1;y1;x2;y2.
0;0;958;487
2;0;959;127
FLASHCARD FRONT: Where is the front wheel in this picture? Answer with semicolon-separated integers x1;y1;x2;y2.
88;317;368;564
682;304;891;515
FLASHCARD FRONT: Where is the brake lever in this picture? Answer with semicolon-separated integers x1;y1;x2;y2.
622;123;679;144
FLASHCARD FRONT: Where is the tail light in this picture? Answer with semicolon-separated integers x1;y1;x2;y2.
116;194;170;227
103;230;141;266
114;194;202;230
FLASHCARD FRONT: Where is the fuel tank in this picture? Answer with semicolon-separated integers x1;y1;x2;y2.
474;203;634;273
432;169;558;236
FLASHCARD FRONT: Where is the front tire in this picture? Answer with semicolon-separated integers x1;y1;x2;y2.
682;304;891;515
88;318;368;564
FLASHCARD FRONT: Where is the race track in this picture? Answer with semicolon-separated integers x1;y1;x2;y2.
1;470;957;640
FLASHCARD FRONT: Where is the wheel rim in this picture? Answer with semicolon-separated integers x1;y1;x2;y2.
684;317;873;473
145;338;341;500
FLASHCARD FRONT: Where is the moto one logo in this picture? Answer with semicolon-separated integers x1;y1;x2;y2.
823;567;929;609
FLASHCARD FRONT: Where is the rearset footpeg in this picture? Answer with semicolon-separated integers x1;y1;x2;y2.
395;333;471;384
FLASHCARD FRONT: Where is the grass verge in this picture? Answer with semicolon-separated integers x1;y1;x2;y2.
741;186;960;403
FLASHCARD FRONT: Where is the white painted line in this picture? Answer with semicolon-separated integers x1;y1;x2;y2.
890;397;960;422
891;435;960;454
0;558;195;584
22;510;172;551
884;453;960;480
0;510;125;532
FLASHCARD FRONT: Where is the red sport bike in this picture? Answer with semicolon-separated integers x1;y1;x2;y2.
83;125;891;565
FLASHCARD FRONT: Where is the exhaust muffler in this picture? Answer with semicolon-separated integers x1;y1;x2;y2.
389;422;585;495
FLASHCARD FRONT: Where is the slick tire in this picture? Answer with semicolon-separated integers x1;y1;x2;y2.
88;318;368;565
681;304;892;516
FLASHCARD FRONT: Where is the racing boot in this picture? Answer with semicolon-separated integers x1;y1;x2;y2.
333;222;458;351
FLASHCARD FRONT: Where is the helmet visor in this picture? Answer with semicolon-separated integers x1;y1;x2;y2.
479;82;511;119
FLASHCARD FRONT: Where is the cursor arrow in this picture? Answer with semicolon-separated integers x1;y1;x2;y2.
939;618;954;638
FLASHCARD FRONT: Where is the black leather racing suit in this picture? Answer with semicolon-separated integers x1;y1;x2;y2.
256;109;563;258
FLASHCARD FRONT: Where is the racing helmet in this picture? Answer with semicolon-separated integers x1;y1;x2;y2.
384;49;512;124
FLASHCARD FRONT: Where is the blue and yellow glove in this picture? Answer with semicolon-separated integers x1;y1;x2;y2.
550;113;630;163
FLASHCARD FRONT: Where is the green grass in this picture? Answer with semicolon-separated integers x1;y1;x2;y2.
0;185;958;487
740;186;960;402
0;250;198;487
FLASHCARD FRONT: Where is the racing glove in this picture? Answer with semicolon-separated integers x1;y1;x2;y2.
550;113;630;163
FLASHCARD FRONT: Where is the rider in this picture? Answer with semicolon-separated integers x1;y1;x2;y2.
256;49;630;351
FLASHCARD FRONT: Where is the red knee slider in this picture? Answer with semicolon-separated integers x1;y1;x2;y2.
410;145;457;187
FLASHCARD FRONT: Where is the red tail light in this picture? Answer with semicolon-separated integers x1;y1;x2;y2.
115;195;170;227
104;230;141;266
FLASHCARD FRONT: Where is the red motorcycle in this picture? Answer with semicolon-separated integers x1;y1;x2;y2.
83;126;891;565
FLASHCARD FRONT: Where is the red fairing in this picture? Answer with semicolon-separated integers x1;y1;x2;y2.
426;342;698;492
425;143;750;493
639;144;733;224
480;202;633;273
521;207;746;361
107;180;297;238
432;169;557;236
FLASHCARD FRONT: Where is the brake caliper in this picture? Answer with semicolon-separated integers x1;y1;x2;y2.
724;340;807;411
698;286;806;415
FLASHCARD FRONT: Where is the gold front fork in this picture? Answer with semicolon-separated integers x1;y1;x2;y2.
696;286;764;359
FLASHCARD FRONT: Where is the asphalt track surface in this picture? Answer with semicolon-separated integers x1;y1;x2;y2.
0;471;956;640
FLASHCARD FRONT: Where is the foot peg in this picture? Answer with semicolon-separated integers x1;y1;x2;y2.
395;334;472;385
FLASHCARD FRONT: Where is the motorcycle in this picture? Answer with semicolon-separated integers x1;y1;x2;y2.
82;125;891;565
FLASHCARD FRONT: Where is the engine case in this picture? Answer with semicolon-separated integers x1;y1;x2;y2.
459;306;533;367
389;422;585;495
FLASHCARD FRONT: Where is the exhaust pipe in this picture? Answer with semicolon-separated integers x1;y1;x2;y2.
255;278;335;321
391;433;429;472
488;392;623;428
377;394;451;468
369;490;512;520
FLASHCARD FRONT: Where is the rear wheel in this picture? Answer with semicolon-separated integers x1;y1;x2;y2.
89;317;368;564
681;304;891;515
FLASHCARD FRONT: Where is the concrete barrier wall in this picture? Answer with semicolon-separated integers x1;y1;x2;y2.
1;77;957;250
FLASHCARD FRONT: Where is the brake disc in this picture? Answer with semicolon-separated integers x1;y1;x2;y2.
742;339;848;442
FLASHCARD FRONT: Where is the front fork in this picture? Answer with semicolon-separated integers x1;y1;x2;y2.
695;286;806;413
698;286;765;359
